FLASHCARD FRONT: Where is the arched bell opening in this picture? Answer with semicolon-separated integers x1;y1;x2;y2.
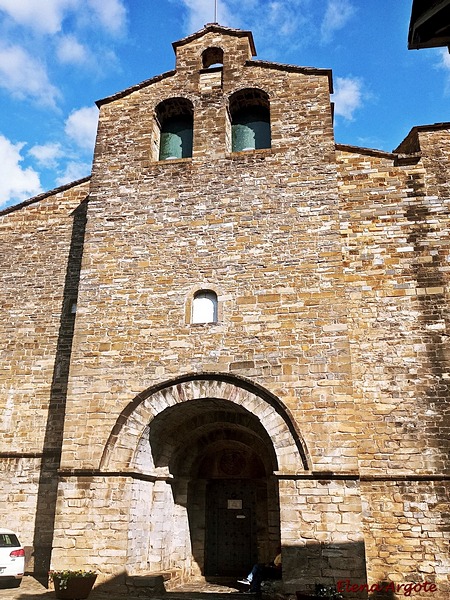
155;97;194;160
130;398;281;581
201;46;224;69
229;88;271;152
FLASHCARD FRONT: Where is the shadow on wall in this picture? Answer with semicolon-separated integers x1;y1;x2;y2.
406;178;450;473
279;541;367;596
31;199;88;584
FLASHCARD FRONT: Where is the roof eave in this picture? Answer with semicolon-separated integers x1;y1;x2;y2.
172;23;257;56
408;0;450;49
0;176;90;217
96;70;176;107
247;59;333;93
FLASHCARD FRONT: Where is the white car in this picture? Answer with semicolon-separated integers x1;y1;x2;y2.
0;529;25;588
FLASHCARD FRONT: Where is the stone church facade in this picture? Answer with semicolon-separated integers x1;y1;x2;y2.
0;24;449;598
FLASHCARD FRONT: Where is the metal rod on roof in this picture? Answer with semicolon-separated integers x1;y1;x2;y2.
214;0;218;23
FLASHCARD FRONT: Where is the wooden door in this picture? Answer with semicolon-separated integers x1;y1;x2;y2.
205;479;257;576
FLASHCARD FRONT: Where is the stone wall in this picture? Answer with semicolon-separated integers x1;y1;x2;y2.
0;181;89;571
0;181;89;455
52;475;131;577
361;480;449;599
55;27;362;583
63;28;353;476
337;142;450;477
280;478;366;594
336;133;450;596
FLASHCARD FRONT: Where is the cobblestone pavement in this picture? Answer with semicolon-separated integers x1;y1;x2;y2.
0;576;246;600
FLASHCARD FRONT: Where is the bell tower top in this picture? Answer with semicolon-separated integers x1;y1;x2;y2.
172;24;256;72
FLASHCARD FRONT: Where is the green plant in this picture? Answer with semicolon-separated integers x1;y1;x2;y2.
49;570;97;590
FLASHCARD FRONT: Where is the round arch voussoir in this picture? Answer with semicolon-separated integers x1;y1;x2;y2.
99;374;311;473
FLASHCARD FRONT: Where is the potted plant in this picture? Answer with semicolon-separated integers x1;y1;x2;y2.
316;584;343;600
296;584;344;600
49;569;97;599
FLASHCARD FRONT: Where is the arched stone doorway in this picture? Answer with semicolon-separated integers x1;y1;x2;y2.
100;374;309;581
151;398;279;577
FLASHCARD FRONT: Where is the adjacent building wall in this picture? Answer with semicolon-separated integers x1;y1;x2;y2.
336;129;450;596
0;180;89;571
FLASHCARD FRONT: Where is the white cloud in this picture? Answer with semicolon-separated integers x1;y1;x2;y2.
264;1;305;37
321;0;355;43
87;0;127;35
0;45;60;107
0;135;42;206
437;48;450;72
436;48;450;95
56;161;91;187
65;106;99;150
0;0;127;36
0;0;75;35
178;0;311;56
28;143;63;168
332;76;363;120
57;35;88;65
180;0;233;32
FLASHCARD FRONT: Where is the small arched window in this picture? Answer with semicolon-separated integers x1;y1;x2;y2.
156;98;194;160
229;88;271;152
192;290;218;324
202;47;224;69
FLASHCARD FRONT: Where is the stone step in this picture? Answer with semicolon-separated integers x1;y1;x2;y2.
125;571;183;596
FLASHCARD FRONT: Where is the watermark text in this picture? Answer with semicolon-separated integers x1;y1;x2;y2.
337;580;437;597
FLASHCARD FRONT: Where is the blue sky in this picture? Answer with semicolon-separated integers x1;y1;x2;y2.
0;0;449;208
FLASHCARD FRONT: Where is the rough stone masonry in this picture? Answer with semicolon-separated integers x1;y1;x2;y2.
0;24;449;599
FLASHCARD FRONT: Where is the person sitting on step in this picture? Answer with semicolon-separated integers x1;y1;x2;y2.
237;547;282;592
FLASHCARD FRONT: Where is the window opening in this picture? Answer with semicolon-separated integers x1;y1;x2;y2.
192;290;218;324
156;98;194;160
229;89;271;152
202;47;224;69
0;533;20;547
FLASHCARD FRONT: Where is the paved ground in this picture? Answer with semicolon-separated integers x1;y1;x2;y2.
0;576;247;600
0;576;57;600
